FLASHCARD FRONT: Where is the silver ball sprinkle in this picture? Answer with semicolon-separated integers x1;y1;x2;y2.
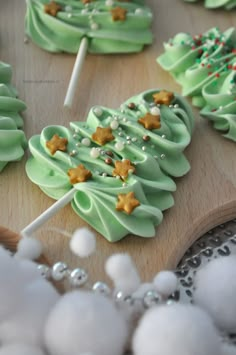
51;262;68;281
69;268;88;287
160;154;165;160
69;150;77;157
143;290;161;308
161;134;166;139
92;281;111;296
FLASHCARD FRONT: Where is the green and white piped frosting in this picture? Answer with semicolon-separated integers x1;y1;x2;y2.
0;62;27;172
26;89;194;242
25;0;153;54
157;27;236;142
183;0;236;10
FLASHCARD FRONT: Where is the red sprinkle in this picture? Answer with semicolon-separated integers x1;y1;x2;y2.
208;72;213;76
215;73;220;78
228;65;233;69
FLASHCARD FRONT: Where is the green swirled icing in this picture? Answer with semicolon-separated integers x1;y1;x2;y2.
183;0;236;9
26;89;194;242
200;62;236;141
0;62;27;172
25;0;153;54
157;27;236;141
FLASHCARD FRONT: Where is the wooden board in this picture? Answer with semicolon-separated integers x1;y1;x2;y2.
0;0;236;284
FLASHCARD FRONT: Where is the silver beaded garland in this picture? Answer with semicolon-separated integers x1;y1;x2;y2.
92;281;111;296
37;264;51;279
69;268;88;287
51;262;68;281
143;290;161;308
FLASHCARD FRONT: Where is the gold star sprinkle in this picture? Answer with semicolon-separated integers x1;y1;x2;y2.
67;164;92;184
46;134;68;155
138;113;161;130
116;191;140;215
44;1;62;17
153;90;174;106
112;159;135;179
91;126;115;145
111;7;127;21
81;0;94;4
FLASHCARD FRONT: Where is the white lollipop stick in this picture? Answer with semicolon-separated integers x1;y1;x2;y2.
21;188;76;238
64;37;89;108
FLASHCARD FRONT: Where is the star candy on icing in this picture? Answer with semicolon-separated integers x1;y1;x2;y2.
153;90;174;106
138;113;161;130
116;191;140;215
67;164;92;184
112;159;135;179
111;7;127;21
44;1;62;17
46;134;68;155
82;0;94;4
91;126;115;145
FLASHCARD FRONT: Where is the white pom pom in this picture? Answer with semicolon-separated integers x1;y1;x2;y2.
105;253;140;294
132;303;221;355
153;270;178;297
221;344;236;355
0;279;59;346
0;248;28;321
70;228;96;257
193;255;236;332
44;290;128;355
0;344;46;355
16;238;43;260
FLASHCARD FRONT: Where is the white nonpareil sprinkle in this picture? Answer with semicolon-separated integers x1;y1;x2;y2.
81;137;91;146
110;120;119;130
90;147;100;158
150;106;160;116
93;107;103;117
114;141;125;151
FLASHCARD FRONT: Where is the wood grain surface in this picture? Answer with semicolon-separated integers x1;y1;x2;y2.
0;0;236;285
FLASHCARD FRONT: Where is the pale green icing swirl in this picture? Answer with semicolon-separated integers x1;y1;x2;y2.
200;61;236;141
25;0;153;54
157;27;236;141
26;89;194;242
0;62;27;172
183;0;236;9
